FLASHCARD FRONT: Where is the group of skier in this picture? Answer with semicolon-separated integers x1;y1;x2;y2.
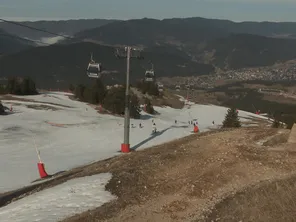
130;119;157;134
130;116;220;135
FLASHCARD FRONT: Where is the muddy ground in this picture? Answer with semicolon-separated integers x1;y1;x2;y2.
2;123;296;222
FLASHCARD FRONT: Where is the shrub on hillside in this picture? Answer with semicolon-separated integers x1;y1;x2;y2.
222;107;241;128
0;101;5;115
272;119;280;128
271;118;286;128
130;94;141;119
136;81;159;96
221;88;296;128
144;97;155;114
0;84;6;95
69;84;75;92
74;84;85;100
103;86;141;119
74;79;106;104
6;77;37;95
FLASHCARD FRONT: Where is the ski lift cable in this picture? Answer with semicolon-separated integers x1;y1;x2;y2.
0;33;50;46
0;18;144;79
0;18;145;56
0;18;92;47
0;18;74;40
0;18;143;52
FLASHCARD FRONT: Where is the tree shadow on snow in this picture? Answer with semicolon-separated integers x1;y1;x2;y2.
140;110;160;120
140;114;153;120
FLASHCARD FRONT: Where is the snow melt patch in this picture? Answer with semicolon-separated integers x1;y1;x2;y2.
0;173;115;222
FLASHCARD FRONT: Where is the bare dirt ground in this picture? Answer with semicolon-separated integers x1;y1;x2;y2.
2;122;296;222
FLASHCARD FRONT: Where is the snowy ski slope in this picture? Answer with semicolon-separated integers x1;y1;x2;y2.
0;92;268;193
0;173;115;222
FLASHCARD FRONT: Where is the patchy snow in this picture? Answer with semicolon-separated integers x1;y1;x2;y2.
0;92;268;193
0;173;115;222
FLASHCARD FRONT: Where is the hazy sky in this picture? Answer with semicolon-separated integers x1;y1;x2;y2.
0;0;296;22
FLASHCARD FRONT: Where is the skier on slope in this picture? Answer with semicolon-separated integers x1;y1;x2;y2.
152;123;157;134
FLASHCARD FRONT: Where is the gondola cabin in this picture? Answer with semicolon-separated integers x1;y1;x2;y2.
87;63;102;78
145;63;155;82
86;53;103;78
145;70;155;82
158;83;164;92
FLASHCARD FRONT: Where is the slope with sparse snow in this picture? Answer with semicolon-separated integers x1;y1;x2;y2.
0;173;115;222
0;92;269;193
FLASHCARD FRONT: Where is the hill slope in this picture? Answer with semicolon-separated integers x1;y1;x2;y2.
71;17;296;47
0;42;214;88
72;18;229;47
0;29;35;54
4;17;296;82
3;33;296;87
68;18;296;70
0;19;117;40
3;17;296;42
205;34;296;69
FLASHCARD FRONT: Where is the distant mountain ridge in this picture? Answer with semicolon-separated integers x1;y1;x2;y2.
2;17;296;86
0;29;35;54
0;42;214;89
72;17;296;46
0;19;118;40
3;17;296;42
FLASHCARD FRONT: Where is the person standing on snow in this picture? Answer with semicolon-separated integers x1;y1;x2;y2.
152;123;157;133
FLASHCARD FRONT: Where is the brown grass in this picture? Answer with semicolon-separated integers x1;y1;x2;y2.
153;91;184;109
262;131;290;146
204;175;296;222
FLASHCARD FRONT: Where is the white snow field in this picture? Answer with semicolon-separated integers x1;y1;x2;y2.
0;173;116;222
0;92;268;193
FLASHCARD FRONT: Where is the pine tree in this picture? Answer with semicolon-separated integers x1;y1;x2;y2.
6;77;37;95
130;94;141;119
136;81;159;96
69;84;75;92
102;86;141;119
0;101;6;115
272;118;280;128
144;97;155;114
222;107;241;128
